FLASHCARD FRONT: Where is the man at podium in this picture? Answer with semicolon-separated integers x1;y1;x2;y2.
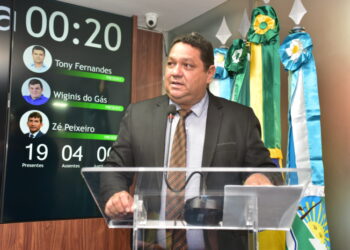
103;32;277;249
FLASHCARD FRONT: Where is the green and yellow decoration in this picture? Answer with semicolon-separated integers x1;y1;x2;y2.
247;5;282;168
225;38;250;106
247;6;284;250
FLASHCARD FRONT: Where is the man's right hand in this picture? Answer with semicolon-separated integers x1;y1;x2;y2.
104;191;134;217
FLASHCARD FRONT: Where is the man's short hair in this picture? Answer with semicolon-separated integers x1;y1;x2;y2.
28;112;43;123
32;45;45;54
28;78;43;89
169;32;214;70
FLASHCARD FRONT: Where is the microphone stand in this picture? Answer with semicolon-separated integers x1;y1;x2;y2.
163;107;202;192
163;112;175;168
163;106;220;226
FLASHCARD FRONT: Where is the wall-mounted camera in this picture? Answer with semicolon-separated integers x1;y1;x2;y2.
145;12;158;29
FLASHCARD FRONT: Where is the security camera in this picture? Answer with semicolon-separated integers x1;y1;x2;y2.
145;12;158;29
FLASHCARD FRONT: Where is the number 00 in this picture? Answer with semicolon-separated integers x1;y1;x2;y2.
26;6;69;42
97;146;111;162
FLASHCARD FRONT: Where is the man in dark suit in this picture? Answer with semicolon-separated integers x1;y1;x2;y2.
25;111;45;139
103;32;277;249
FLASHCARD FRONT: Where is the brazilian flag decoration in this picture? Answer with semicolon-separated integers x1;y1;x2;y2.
225;7;284;247
246;5;282;168
280;31;331;249
247;6;284;250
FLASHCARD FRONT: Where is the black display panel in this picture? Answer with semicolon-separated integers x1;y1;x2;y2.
0;0;13;198
1;0;132;222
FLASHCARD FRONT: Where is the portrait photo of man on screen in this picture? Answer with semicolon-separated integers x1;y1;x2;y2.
20;110;50;139
23;45;52;73
22;78;50;105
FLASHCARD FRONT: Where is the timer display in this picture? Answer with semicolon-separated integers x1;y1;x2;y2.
25;6;122;51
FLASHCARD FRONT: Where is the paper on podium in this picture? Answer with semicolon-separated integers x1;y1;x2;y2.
223;185;304;230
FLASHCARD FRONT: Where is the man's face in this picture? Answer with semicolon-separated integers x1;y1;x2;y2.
32;49;45;65
29;84;43;99
27;117;42;133
165;42;215;110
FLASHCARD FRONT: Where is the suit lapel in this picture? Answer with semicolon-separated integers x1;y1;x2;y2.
152;95;169;167
202;93;223;167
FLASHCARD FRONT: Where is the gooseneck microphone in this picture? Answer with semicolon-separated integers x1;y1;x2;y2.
163;104;203;192
163;104;177;167
163;104;223;225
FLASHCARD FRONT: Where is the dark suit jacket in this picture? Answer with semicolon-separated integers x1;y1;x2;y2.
25;131;44;139
103;92;276;249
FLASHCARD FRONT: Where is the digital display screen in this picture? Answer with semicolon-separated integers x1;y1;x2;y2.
0;0;12;187
2;0;132;222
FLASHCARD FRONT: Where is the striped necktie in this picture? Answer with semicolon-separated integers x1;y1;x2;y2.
166;109;191;250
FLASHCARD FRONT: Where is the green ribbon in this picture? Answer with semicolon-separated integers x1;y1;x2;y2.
247;5;280;45
225;39;248;74
225;39;250;106
248;5;281;150
262;41;281;149
233;60;250;106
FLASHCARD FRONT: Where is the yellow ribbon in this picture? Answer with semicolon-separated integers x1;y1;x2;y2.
249;43;264;141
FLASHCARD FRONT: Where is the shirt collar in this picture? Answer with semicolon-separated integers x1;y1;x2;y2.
169;91;209;117
30;63;47;69
29;95;44;101
30;131;40;137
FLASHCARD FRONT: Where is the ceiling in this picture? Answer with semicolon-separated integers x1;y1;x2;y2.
59;0;227;32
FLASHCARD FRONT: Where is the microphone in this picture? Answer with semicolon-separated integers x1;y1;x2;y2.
163;104;222;225
163;104;177;167
167;104;177;121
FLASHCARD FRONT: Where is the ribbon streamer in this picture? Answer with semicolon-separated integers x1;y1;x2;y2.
280;31;331;249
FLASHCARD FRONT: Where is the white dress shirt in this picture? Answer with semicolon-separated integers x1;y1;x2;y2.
158;93;209;249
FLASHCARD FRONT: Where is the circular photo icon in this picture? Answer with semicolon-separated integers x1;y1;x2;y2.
23;45;52;73
21;77;51;105
20;110;50;139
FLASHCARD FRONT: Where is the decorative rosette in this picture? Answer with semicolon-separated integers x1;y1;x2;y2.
279;32;313;71
247;6;279;44
225;39;248;74
213;48;229;80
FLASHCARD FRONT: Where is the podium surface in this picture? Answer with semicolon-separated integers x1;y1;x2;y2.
81;167;310;249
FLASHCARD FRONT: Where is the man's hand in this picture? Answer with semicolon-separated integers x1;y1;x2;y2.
104;191;134;217
244;173;273;186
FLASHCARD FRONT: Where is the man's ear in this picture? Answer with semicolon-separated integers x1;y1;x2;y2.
206;65;216;83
